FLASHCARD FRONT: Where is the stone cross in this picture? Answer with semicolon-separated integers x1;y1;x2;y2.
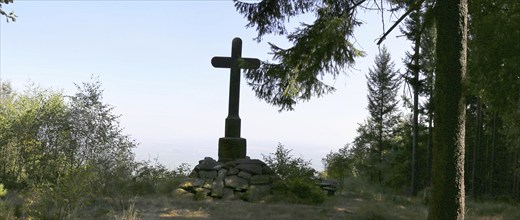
211;37;260;162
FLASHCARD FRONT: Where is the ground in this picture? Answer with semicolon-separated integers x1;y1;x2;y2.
110;192;519;220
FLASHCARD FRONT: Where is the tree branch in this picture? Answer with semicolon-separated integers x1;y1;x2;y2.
376;0;426;45
0;1;17;23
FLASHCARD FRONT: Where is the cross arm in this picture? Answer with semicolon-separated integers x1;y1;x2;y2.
211;57;261;69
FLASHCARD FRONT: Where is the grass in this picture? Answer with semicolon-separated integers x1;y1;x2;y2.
465;200;520;220
104;192;428;220
3;177;518;219
111;193;517;220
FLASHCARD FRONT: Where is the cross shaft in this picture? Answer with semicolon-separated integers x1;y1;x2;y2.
211;37;260;162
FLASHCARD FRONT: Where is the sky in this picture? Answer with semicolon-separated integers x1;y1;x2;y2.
0;1;409;171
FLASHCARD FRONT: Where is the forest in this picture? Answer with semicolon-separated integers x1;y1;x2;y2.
1;0;519;219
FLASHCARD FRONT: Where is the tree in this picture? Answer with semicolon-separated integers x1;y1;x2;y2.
67;79;136;195
234;0;365;111
234;0;468;218
263;143;316;181
366;46;401;184
420;23;436;188
0;84;69;188
323;144;351;190
0;80;136;194
467;0;520;201
428;0;468;219
401;5;423;196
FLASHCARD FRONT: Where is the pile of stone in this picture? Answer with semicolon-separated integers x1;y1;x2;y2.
177;157;276;202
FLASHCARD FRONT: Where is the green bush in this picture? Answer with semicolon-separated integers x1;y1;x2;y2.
263;143;318;181
263;144;325;204
268;179;325;205
322;144;352;191
129;160;190;195
287;180;325;204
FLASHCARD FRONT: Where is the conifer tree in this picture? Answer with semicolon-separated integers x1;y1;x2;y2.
401;5;423;196
366;46;401;183
233;1;468;217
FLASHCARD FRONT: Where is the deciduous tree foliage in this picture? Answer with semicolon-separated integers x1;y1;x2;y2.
0;80;136;192
323;144;351;189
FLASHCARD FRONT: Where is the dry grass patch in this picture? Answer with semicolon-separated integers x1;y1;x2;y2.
465;200;520;220
105;191;519;220
121;193;428;220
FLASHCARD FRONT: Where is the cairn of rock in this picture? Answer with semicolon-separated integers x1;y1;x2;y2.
177;157;276;202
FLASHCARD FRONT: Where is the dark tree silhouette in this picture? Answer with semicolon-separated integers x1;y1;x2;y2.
366;46;401;184
233;1;468;218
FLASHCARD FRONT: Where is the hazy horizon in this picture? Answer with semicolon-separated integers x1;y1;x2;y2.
0;1;409;171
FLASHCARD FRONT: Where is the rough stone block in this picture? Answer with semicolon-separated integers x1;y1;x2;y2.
228;168;239;175
210;168;228;198
235;158;266;166
202;180;212;189
199;170;218;179
234;191;245;200
217;169;228;178
179;178;204;189
223;161;238;169
237;171;252;180
224;175;249;190
194;188;211;201
236;163;263;175
172;188;192;199
211;180;224;198
196;157;219;171
223;187;235;200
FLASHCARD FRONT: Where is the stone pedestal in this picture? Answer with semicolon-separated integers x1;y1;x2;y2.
218;137;246;162
177;157;275;202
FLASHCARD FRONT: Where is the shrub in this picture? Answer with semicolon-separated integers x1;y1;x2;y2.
263;143;317;181
322;144;352;191
113;203;140;220
129;160;189;195
263;143;325;204
19;167;100;219
287;179;325;204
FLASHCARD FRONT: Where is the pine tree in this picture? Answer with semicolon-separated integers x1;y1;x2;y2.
234;1;468;217
401;5;423;196
366;46;401;184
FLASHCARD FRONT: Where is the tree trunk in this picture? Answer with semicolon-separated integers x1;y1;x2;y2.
427;0;468;219
490;113;497;197
410;8;421;197
379;127;383;184
471;97;482;198
427;107;433;187
513;152;520;199
379;99;383;184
